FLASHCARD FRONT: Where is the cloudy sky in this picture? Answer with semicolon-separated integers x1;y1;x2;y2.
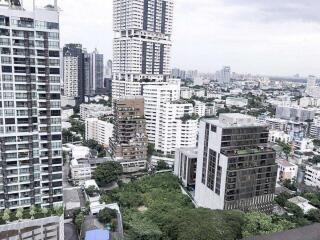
27;0;320;76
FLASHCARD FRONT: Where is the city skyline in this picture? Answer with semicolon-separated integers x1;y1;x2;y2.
24;0;320;77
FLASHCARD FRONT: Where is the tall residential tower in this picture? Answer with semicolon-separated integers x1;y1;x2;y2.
0;0;63;210
112;0;174;99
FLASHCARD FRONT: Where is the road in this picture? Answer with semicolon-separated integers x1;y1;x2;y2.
64;223;78;240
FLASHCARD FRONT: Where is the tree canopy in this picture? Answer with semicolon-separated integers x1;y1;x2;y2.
93;161;123;187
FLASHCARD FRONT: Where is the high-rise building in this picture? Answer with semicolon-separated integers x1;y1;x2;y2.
216;66;231;84
306;75;320;98
112;0;174;99
109;96;148;172
0;0;63;210
195;114;277;213
143;80;198;155
63;43;84;102
85;118;113;147
84;49;104;97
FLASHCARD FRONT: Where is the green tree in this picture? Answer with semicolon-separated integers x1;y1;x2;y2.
147;144;155;156
274;192;291;207
97;208;117;224
156;160;168;171
86;185;99;197
2;209;10;223
310;155;320;165
242;212;295;238
93;161;123;187
277;141;291;160
15;208;23;221
74;212;85;233
283;179;297;191
306;209;320;222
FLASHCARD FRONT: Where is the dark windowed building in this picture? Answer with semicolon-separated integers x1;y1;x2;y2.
195;113;277;213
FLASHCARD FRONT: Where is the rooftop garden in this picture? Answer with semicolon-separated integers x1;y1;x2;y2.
0;206;63;225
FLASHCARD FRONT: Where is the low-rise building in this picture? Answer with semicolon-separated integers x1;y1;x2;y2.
194;101;206;117
268;130;291;143
288;196;317;214
80;104;112;120
180;87;193;99
70;159;92;185
0;216;64;240
276;159;298;183
66;144;91;160
265;118;287;131
174;148;198;187
226;97;248;108
85;118;114;147
304;164;320;187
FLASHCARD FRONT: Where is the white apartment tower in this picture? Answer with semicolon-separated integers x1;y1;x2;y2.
0;1;63;210
143;80;198;155
63;55;78;97
112;0;174;99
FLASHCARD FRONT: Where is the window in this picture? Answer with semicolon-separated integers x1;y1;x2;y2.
2;66;12;73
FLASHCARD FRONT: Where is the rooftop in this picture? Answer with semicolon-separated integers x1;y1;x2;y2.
203;113;265;128
177;147;198;158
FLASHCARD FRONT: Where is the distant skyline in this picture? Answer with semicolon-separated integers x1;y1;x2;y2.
26;0;320;76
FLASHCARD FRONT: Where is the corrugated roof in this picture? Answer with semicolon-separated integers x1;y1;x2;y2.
85;230;109;240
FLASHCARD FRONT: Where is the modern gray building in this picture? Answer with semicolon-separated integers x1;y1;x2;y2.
84;49;104;97
195;114;277;213
276;105;316;122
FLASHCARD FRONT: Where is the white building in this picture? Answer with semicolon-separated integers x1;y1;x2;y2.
195;114;277;212
0;0;63;210
288;196;317;214
265;118;288;131
226;97;248;108
85;118;113;147
310;115;320;139
193;88;206;98
112;0;174;99
216;66;231;84
304;164;320;187
276;159;298;183
194;101;206;117
306;75;320;99
63;55;78;98
268;130;291;143
0;215;64;240
61;108;74;121
70;159;91;185
174;148;197;187
66;144;90;160
294;138;314;152
180;86;193;99
80;104;112;120
143;81;198;155
276;105;316;122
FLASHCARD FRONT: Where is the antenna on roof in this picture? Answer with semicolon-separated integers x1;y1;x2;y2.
54;0;57;9
33;0;35;10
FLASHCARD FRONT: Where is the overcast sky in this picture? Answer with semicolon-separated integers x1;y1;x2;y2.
27;0;320;76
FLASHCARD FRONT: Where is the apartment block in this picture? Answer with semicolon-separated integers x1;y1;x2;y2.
0;0;63;210
112;0;174;99
174;147;197;187
85;118;113;147
109;96;148;172
195;114;277;213
143;80;198;155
